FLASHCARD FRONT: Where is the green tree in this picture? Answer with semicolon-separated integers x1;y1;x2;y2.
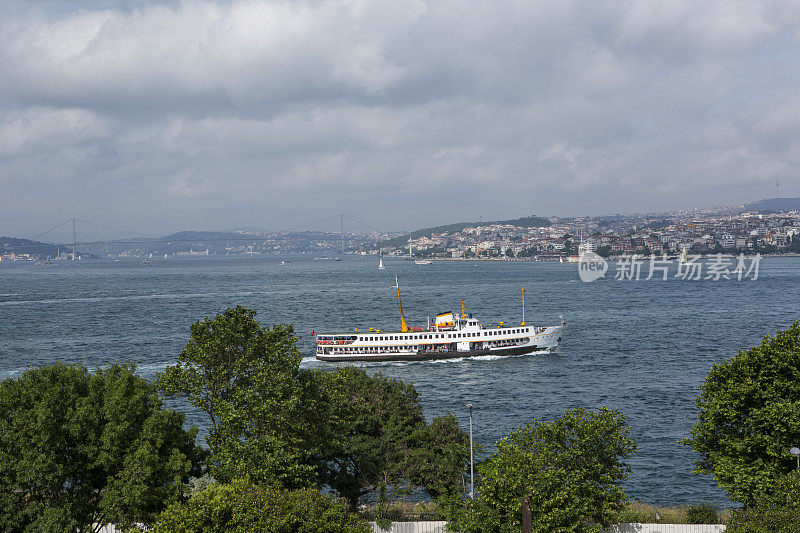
563;235;575;255
684;322;800;504
159;308;470;509
789;234;800;253
407;413;471;499
726;470;800;532
0;363;202;532
157;307;317;489
505;248;515;258
314;366;427;510
448;407;635;533
595;245;611;257
154;479;368;533
313;367;470;509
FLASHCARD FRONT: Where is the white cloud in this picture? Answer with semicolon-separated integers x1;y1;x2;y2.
167;170;215;198
0;1;418;108
1;0;800;233
0;107;109;156
616;0;775;56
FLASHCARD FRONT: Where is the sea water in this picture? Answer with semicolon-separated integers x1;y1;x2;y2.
2;255;798;506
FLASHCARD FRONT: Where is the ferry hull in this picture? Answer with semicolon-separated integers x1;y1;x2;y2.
316;343;552;363
315;318;564;363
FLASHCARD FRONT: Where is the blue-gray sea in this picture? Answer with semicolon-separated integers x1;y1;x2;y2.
1;255;797;507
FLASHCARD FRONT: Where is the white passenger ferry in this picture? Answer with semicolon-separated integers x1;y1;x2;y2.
315;277;564;362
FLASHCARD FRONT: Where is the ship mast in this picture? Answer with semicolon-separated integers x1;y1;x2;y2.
396;275;409;332
521;286;525;326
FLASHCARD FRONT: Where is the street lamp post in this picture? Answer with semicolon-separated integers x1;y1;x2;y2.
466;403;474;500
791;447;800;470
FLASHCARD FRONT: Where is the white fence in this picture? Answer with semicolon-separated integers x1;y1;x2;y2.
95;525;150;533
100;521;724;533
369;523;726;533
604;526;726;533
370;522;448;533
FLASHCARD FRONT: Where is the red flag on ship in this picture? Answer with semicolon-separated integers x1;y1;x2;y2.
310;329;315;336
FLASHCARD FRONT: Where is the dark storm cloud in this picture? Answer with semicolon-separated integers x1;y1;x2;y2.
1;0;800;235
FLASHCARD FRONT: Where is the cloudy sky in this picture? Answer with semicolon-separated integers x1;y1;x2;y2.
2;0;800;237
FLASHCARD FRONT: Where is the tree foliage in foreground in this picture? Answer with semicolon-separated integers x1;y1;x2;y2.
726;470;800;533
447;407;636;533
158;306;318;488
408;413;472;499
153;479;369;533
315;367;470;510
0;363;203;532
158;307;471;508
684;322;800;504
314;366;424;510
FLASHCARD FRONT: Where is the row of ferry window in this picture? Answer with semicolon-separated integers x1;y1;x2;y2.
360;329;528;342
324;337;526;354
331;346;413;352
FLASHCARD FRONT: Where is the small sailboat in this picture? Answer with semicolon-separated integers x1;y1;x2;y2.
378;257;385;270
680;247;688;263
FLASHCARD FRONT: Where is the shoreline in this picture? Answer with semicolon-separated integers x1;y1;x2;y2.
390;253;800;262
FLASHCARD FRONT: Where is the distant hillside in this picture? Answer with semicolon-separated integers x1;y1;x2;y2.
162;230;246;241
745;197;800;213
379;215;551;249
1;236;61;257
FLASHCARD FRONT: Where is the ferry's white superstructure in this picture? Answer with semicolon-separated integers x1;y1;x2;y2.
315;280;564;362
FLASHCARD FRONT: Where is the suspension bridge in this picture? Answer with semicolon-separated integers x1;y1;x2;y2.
18;214;390;259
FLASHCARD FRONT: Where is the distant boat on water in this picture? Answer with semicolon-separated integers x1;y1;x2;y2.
378;257;385;270
334;257;342;261
414;259;432;265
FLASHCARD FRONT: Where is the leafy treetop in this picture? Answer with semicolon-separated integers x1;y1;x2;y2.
157;306;316;488
685;321;800;504
449;407;636;533
158;307;471;508
154;479;369;533
0;363;203;532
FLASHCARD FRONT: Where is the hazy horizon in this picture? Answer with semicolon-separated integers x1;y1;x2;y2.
2;1;800;239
